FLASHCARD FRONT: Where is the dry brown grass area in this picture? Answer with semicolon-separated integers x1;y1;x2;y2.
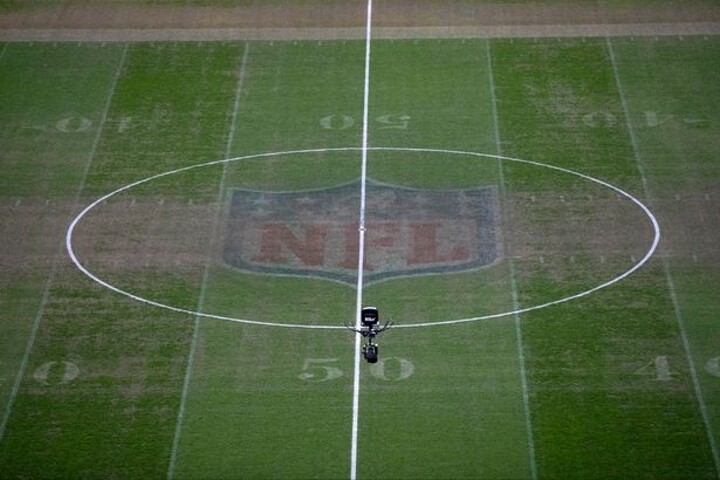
502;192;655;261
70;199;220;272
1;1;719;40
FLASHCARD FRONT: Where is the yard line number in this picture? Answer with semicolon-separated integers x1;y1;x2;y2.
298;357;414;382
41;111;712;135
636;355;675;381
320;114;410;130
19;355;720;386
706;357;720;378
635;355;720;381
545;111;708;129
33;361;80;385
25;115;133;133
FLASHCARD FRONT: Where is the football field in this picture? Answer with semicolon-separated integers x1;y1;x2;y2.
1;3;720;478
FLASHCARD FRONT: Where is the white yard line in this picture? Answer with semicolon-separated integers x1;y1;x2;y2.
166;42;250;480
606;37;720;477
0;43;128;443
485;39;537;480
350;1;373;478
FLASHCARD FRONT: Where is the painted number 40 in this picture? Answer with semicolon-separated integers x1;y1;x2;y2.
298;357;414;382
636;355;674;381
636;355;720;381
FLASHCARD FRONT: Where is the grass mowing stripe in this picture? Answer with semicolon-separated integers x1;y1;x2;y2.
2;43;245;478
490;37;711;478
167;42;250;480
162;42;369;480
606;37;720;476
486;39;537;480
361;39;529;479
0;43;128;443
351;1;373;478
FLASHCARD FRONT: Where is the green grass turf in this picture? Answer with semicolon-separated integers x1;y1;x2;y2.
610;35;720;476
0;35;718;479
0;42;127;454
493;37;718;478
171;39;529;479
0;42;242;477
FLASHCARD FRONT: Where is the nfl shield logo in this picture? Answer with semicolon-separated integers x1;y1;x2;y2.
223;180;500;285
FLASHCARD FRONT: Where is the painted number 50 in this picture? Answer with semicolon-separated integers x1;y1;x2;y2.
298;357;414;382
297;358;344;382
319;114;410;130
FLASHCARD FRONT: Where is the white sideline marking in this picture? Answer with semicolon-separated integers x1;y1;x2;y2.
350;1;373;478
66;146;660;330
607;37;720;477
166;42;250;480
0;43;128;443
486;39;537;480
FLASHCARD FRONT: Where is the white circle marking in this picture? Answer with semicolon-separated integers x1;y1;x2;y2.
66;147;661;330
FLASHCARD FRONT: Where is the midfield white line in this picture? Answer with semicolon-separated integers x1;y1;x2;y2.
0;43;128;444
350;1;373;478
166;42;250;480
485;40;537;480
607;37;720;477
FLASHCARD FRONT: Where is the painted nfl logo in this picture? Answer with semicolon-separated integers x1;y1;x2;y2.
223;179;500;285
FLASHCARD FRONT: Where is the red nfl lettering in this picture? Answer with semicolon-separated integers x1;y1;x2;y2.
254;223;329;267
408;222;470;265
